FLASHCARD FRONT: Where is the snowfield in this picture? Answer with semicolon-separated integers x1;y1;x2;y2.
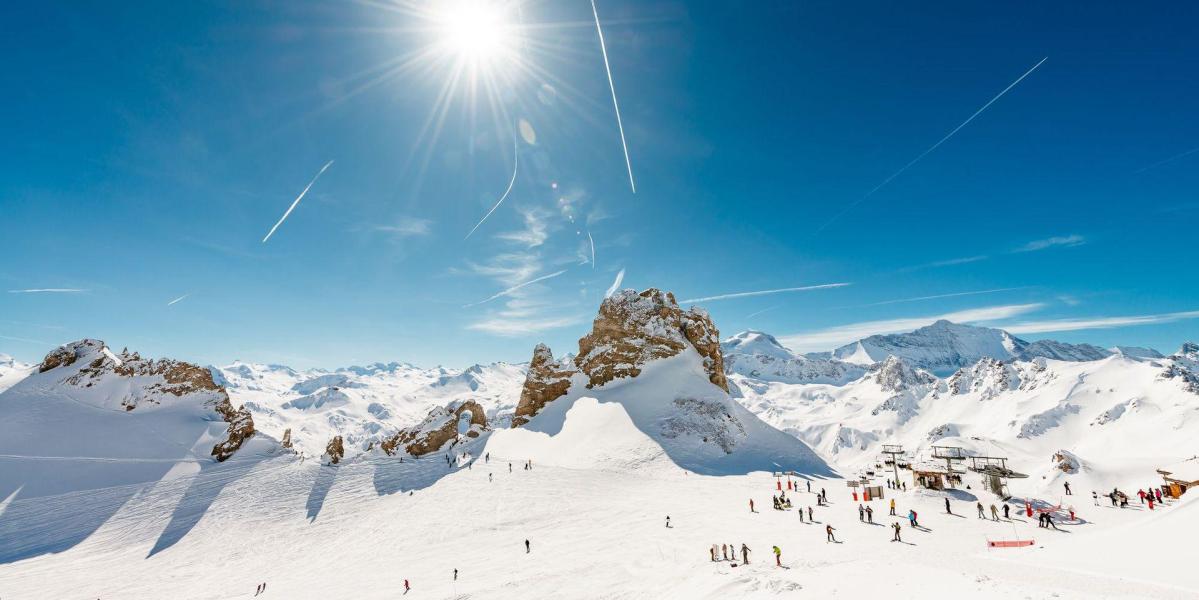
0;320;1196;599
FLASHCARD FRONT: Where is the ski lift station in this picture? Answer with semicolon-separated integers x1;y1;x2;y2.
1156;456;1199;498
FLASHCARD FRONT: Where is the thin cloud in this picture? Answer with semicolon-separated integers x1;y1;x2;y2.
604;268;625;298
587;230;596;269
1004;310;1199;335
681;283;850;304
778;303;1044;353
375;217;432;237
745;304;782;320
166;293;191;306
1135;146;1199;174
7;288;88;294
262;160;334;243
815;56;1048;233
857;287;1028;308
464;269;568;307
467;315;584;336
494;209;549;248
898;255;989;272
1014;234;1085;253
0;334;53;345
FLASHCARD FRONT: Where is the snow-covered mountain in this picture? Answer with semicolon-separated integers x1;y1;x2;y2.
830;319;1112;374
0;353;34;393
721;331;866;385
212;359;525;459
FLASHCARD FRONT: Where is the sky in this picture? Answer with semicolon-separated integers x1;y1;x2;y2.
2;0;1198;369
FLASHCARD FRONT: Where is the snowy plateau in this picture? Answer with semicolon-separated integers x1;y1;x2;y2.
1;290;1197;599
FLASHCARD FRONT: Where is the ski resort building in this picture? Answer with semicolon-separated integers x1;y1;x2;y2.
1157;456;1199;498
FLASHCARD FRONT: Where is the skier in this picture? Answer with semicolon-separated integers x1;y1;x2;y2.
798;507;805;523
525;539;531;553
1155;488;1163;503
1044;513;1059;530
710;544;717;562
1138;489;1146;504
255;583;262;596
489;473;493;482
1068;506;1075;521
772;545;782;567
892;521;902;542
807;481;811;493
1148;496;1155;510
741;543;750;564
858;504;865;522
945;498;952;514
485;452;490;464
908;509;918;528
665;516;671;528
826;524;837;543
404;579;410;593
722;543;728;560
1064;481;1072;495
1003;504;1010;519
866;505;874;523
977;502;985;519
750;499;755;513
807;506;813;521
454;568;458;581
990;504;999;521
889;498;897;516
1092;491;1099;506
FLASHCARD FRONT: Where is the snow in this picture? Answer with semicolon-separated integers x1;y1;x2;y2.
0;353;34;393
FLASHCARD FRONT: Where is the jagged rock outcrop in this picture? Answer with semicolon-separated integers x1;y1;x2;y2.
871;356;935;392
36;339;255;461
1160;343;1199;394
325;435;345;464
380;400;488;456
512;288;730;428
1052;450;1081;474
946;357;1021;400
512;344;575;427
575;289;727;391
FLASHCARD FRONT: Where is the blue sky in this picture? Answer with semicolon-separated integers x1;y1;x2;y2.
2;1;1198;369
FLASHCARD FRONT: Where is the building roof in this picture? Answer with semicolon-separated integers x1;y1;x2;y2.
1157;456;1199;483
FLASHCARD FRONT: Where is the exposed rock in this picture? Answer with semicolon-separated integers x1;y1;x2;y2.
871;356;935;392
281;428;293;448
325;435;345;464
36;339;255;462
512;344;576;427
380;400;488;457
575;288;727;391
1052;450;1081;474
512;288;731;429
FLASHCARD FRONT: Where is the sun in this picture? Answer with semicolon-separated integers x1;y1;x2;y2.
435;0;516;68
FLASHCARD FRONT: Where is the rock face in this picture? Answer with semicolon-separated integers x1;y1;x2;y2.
380;400;488;456
512;345;575;427
512;288;730;428
36;339;255;462
576;289;727;391
325;435;345;464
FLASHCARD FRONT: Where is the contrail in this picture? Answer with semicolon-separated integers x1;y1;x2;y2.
590;0;636;194
166;293;191;307
7;288;87;294
1135;146;1199;174
587;231;596;268
745;304;782;320
604;268;625;298
681;283;850;304
815;56;1048;234
464;269;567;307
466;137;519;240
262;160;334;243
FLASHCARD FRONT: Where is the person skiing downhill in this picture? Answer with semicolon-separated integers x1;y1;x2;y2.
741;543;750;564
750;499;755;513
826;524;837;542
977;502;985;519
404;579;410;593
772;545;782;566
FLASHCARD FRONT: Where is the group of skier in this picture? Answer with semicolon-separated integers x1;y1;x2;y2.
709;542;752;565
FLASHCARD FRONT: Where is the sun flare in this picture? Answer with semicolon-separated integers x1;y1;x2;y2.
436;0;516;68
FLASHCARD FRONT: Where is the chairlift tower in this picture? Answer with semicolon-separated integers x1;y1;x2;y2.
881;444;905;484
968;456;1029;499
931;445;967;489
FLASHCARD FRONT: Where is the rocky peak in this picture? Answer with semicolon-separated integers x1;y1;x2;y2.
946;356;1020;399
1178;342;1199;360
35;339;255;461
870;355;934;392
380;400;488;456
512;288;730;428
576;288;727;391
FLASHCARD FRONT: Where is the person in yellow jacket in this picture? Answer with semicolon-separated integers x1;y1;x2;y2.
889;498;897;516
772;545;782;567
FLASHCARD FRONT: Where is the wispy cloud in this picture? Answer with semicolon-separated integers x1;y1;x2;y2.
1135;146;1199;174
464;270;568;308
0;333;53;346
467;314;584;336
1014;234;1085;253
262;160;334;243
7;288;88;294
777;303;1044;353
1004;309;1199;335
745;304;782;320
604;268;625;298
166;293;190;306
587;230;596;268
375;217;432;237
494;208;549;248
681;283;850;304
855;287;1028;308
898;255;989;272
815;56;1048;233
